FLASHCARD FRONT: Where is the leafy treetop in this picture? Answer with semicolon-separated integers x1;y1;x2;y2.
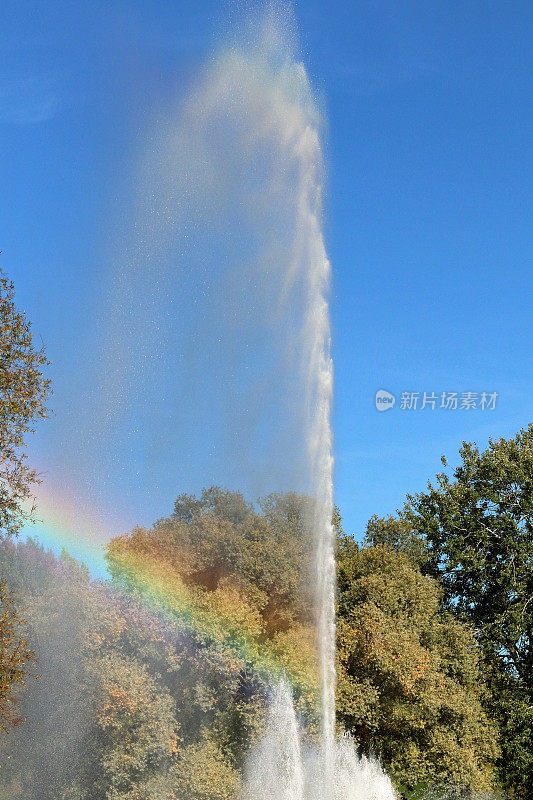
0;269;51;537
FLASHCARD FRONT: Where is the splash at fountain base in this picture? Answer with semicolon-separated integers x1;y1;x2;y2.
242;683;397;800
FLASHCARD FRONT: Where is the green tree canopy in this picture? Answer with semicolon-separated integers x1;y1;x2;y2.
364;514;428;567
0;270;51;538
336;542;498;794
404;425;533;798
0;268;50;739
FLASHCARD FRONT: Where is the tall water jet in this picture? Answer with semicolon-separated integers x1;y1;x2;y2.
208;8;394;800
291;48;336;794
100;4;396;796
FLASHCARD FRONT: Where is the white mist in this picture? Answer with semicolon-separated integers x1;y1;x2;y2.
108;4;398;795
232;9;397;800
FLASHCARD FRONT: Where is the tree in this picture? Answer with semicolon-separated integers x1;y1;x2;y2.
0;270;51;537
92;653;180;800
0;581;34;734
0;541;98;799
106;488;319;700
336;543;498;793
0;268;50;739
0;503;310;800
364;514;428;567
169;740;240;800
404;426;533;799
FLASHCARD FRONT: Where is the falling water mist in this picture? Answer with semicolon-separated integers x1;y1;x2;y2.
210;8;397;800
92;4;396;797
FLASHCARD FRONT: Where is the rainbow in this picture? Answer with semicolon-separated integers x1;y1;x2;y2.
21;483;119;579
22;486;319;710
108;545;319;706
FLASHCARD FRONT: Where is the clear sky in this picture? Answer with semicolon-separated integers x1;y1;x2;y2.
2;0;532;548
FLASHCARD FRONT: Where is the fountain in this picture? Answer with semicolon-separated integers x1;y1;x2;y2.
234;8;397;800
110;5;399;795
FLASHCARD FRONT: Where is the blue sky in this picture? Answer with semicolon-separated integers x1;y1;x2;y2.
2;0;532;543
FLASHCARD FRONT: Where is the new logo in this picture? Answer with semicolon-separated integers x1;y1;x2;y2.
375;389;396;412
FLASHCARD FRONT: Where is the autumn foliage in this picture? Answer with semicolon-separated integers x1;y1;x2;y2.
0;581;34;733
0;268;49;739
0;271;51;537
